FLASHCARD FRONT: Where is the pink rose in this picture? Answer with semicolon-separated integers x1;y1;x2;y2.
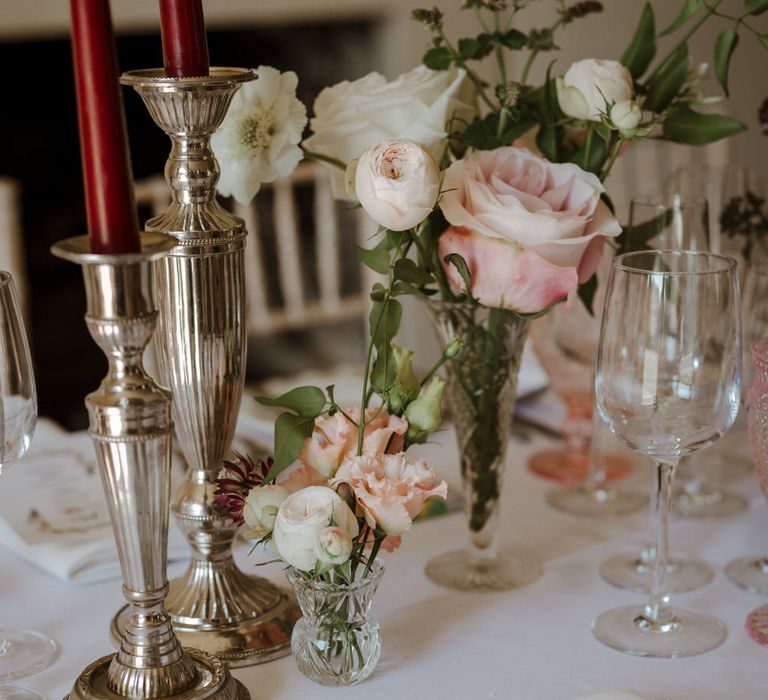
279;407;408;490
438;147;621;313
330;452;447;536
353;139;440;231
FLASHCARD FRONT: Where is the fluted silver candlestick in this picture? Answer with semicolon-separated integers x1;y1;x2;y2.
52;234;247;700
114;67;298;667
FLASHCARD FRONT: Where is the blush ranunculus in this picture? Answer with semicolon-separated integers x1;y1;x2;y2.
438;147;621;313
354;139;440;231
330;453;447;536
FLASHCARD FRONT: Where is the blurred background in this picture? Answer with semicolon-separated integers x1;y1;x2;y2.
0;0;764;429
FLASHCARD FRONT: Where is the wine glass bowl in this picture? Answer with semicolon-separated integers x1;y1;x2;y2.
0;271;57;694
593;250;741;658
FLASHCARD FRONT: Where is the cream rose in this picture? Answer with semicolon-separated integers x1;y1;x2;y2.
241;484;291;539
272;486;359;571
303;65;476;198
438;147;622;314
314;526;354;567
331;453;447;536
610;100;642;131
556;59;633;122
354;140;440;231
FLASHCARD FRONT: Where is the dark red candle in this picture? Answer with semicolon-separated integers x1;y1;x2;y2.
159;0;210;78
70;0;140;254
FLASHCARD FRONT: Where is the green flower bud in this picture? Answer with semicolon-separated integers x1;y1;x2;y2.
388;345;421;414
443;337;463;360
405;376;445;443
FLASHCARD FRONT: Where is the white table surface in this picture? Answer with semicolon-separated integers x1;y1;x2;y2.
2;418;766;700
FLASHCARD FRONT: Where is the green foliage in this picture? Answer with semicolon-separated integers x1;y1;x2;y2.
621;3;656;78
354;237;392;274
660;0;703;36
578;273;598;316
255;386;327;417
267;412;317;480
714;29;739;96
663;105;747;145
746;0;768;16
423;46;453;70
644;44;689;113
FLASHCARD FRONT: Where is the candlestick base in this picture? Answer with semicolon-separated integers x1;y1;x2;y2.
65;649;248;700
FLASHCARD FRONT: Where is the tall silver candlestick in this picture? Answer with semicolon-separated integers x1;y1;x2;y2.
114;67;298;666
52;234;247;700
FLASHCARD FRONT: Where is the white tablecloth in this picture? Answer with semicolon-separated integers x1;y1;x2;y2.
1;421;765;700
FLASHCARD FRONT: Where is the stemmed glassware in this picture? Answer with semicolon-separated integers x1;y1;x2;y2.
593;250;742;657
0;271;56;699
599;195;719;591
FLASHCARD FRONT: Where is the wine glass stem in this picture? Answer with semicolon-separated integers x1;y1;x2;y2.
645;460;677;623
583;409;607;490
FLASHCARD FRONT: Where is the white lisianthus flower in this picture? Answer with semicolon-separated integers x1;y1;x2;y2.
556;59;633;122
241;484;290;539
610;100;642;131
314;526;354;567
303;65;476;198
272;486;359;571
354;139;440;231
212;65;307;204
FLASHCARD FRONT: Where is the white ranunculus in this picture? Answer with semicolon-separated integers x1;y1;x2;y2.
556;59;633;122
610;100;642;131
354;140;440;231
314;526;354;566
303;65;476;198
272;486;359;571
241;484;290;539
212;65;307;204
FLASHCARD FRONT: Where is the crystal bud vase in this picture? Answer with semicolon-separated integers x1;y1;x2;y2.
425;301;542;591
287;560;383;686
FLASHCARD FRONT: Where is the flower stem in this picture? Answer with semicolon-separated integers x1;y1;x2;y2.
601;137;624;182
302;148;348;171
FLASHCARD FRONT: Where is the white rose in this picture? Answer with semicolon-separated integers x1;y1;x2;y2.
556;59;633;122
610;100;642;131
355;139;440;231
241;484;290;539
303;65;476;198
314;526;354;566
272;486;359;571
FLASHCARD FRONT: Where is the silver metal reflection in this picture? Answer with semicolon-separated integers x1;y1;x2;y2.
52;234;247;700
115;68;298;666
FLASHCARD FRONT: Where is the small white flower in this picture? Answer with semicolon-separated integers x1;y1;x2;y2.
212;65;307;204
556;59;634;122
610;100;642;131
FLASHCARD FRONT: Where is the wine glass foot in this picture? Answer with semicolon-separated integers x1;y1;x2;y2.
546;484;645;517
592;605;726;657
0;687;48;700
599;553;714;593
726;557;768;595
671;488;748;518
746;604;768;646
425;549;541;591
0;631;57;682
527;450;632;484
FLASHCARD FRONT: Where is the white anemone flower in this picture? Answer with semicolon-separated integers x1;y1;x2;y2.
212;66;307;204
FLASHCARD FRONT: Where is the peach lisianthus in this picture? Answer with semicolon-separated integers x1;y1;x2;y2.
330;452;447;536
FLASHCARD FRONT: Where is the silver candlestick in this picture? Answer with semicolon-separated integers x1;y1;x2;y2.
52;234;247;700
114;67;298;666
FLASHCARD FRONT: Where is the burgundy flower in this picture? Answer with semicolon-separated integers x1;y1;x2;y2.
214;453;273;525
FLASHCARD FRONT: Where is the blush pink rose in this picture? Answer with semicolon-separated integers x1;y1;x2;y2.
279;407;408;491
330;452;447;536
438;147;621;313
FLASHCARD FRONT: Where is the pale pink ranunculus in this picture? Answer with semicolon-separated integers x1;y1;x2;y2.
438;147;621;313
296;407;407;482
330;452;447;536
354;139;440;231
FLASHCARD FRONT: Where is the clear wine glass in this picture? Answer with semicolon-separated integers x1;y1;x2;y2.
593;250;741;657
0;272;56;699
599;195;719;591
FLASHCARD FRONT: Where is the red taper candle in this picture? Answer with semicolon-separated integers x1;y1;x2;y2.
159;0;210;78
70;0;140;254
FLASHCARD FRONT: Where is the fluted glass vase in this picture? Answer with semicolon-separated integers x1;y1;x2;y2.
287;560;383;686
425;301;541;591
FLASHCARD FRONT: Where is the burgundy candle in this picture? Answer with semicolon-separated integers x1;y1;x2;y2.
70;0;140;254
159;0;210;78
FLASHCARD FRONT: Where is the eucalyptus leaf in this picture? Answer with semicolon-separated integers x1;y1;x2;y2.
644;44;688;113
369;297;403;350
621;3;656;78
660;0;702;36
354;238;391;275
254;386;327;417
267;412;316;479
746;0;768;15
714;29;739;96
663;105;747;145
